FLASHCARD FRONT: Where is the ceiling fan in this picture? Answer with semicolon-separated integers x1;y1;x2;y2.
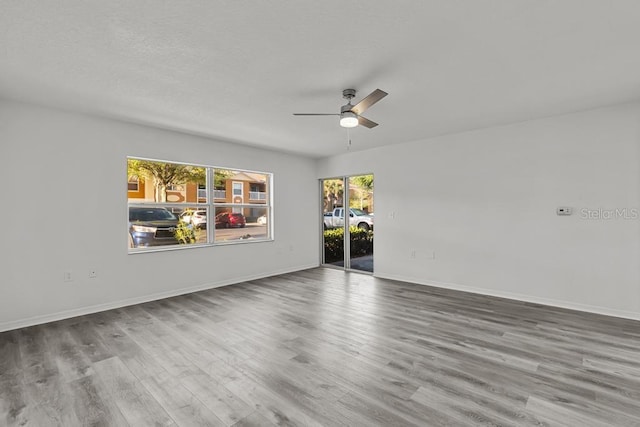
293;88;388;128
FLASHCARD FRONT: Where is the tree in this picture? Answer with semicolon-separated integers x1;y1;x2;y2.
323;179;344;212
128;159;205;202
349;175;374;211
351;174;373;190
214;169;234;189
322;176;374;212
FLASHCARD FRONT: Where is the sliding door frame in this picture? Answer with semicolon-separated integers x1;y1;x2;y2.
320;174;373;273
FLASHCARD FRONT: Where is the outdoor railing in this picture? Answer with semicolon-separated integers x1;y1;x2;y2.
249;191;267;200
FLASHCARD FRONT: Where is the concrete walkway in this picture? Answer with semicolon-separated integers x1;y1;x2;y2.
327;254;373;273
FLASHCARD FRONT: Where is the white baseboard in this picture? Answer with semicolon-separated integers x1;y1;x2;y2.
374;272;640;321
0;263;319;332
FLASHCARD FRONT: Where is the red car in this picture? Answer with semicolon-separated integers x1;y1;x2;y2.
215;212;246;228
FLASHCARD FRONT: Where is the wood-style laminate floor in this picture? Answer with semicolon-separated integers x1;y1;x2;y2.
1;268;640;426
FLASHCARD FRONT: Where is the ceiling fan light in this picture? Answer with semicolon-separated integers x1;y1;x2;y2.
339;112;359;128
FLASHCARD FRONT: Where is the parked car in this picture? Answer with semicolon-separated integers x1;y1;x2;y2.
129;207;192;247
179;209;207;228
215;212;246;228
324;207;373;231
257;214;267;225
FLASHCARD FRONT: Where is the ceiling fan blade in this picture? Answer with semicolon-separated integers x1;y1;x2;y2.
293;113;340;116
357;116;378;128
350;89;388;115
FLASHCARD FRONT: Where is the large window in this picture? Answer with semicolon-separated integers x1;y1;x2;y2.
127;158;272;252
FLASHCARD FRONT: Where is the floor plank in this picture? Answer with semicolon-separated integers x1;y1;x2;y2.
1;267;639;426
140;372;227;427
91;356;175;426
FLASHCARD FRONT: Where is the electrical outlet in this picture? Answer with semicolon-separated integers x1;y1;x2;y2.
89;269;97;279
63;271;73;282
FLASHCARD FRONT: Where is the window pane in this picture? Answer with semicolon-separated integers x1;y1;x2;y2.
348;175;374;273
128;206;198;249
214;206;269;242
127;158;206;204
214;169;268;205
322;178;345;266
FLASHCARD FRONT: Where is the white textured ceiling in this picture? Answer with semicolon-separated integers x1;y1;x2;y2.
2;1;640;157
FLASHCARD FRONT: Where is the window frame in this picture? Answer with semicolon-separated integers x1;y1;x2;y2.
127;157;273;253
127;175;140;192
232;181;243;197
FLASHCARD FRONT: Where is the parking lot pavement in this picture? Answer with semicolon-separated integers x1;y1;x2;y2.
195;223;268;242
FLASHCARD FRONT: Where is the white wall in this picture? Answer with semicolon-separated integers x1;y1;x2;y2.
2;99;638;330
318;103;640;320
0;100;319;331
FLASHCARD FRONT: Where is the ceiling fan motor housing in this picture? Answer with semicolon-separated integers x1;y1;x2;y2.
342;88;356;100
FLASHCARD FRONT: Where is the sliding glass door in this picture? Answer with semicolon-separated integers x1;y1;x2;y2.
321;175;374;273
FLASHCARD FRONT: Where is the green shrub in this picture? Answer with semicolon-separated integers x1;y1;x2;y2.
174;220;196;244
323;226;373;263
